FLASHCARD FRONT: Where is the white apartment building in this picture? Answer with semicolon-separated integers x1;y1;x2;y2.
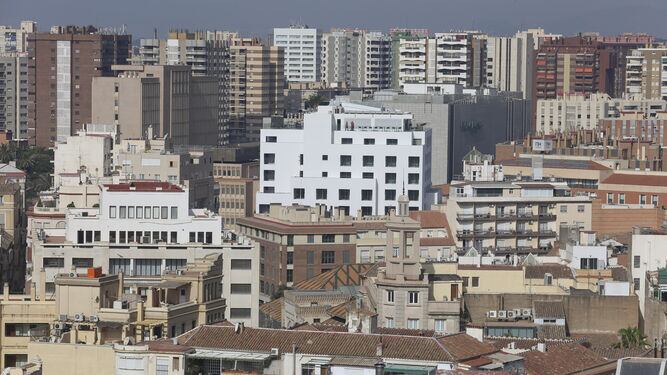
535;93;667;134
397;33;472;88
31;181;261;326
630;228;667;317
625;48;667;101
256;103;431;216
321;30;391;89
53;127;115;187
273;26;321;82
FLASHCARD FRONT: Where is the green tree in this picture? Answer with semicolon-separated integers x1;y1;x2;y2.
615;327;648;349
305;94;326;110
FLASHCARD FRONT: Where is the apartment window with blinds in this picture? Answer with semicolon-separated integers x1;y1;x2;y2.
110;259;131;275
165;259;186;271
171;206;178;219
156;358;170;375
230;284;252;294
134;259;161;276
117;356;143;371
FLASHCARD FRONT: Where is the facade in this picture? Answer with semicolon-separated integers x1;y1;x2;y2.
630;228;667;317
273;26;320;83
26;26;131;146
256;103;431;215
485;29;543;99
53;128;114;187
533;36;617;103
213;161;258;226
397;32;473;88
321;29;392;89
535;93;667;134
228;38;284;144
0;54;28;138
625;48;667;100
444;181;593;255
0;21;36;54
92;65;218;146
0;182;25;292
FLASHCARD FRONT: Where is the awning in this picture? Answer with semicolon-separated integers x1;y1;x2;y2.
187;349;271;362
384;364;435;374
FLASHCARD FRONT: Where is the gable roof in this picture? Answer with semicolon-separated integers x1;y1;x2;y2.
525;264;574;279
293;264;376;291
533;300;567;320
409;211;448;229
521;343;611;375
601;173;667;187
259;297;283;322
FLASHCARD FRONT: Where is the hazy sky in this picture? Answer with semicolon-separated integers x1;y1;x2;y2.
3;0;667;40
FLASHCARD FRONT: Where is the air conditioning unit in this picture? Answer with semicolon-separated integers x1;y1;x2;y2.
69;272;77;278
513;308;522;317
89;315;99;323
53;322;63;330
74;313;85;322
487;310;497;319
270;348;279;357
522;308;532;318
58;314;67;322
497;310;507;319
507;310;516;320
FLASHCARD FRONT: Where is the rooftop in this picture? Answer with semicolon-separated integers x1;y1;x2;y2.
521;343;611;375
103;181;184;192
499;157;611;171
602;173;667;187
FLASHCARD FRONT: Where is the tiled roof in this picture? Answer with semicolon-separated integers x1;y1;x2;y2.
259;298;283;322
533;300;566;320
524;264;573;279
409;211;448;229
420;237;456;246
602;173;667;187
103;181;183;192
293;264;376;290
521;343;611;375
501;158;611;171
237;216;356;235
593;347;653;361
292;322;347;332
537;325;567;339
373;327;436;337
173;325;491;363
485;337;575;351
611;266;629;282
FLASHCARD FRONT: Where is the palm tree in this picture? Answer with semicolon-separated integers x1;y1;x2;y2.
615;327;648;349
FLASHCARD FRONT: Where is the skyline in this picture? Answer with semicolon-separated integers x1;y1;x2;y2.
3;0;667;40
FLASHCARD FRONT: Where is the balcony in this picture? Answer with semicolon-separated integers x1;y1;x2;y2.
457;213;474;221
516;230;534;237
495;212;516;221
538;213;556;221
538;230;557;237
495;230;516;238
516;212;534;220
473;213;495;221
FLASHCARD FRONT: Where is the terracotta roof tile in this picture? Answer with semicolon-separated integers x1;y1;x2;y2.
533;300;566;320
602;173;667;187
259;298;283;322
292;264;375;290
521;343;611;375
436;333;498;361
409;211;448;229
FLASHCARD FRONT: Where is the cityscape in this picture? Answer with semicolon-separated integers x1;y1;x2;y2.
2;3;667;374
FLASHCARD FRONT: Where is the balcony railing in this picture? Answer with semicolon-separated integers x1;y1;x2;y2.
538;213;556;221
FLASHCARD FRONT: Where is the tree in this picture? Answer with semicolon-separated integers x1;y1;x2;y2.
615;327;648;349
305;94;326;110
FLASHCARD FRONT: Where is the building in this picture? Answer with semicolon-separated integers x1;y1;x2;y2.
535;93;667;134
256;103;431;215
321;29;392;89
625;48;667;100
0;182;26;292
596;33;655;98
0;54;28;138
228;38;284;144
397;32;474;88
92;64;218;146
26;26;131;146
273;25;320;83
0;21;36;54
53;127;114;188
213;160;258;226
444;181;593;255
630;227;667;318
462;147;504;182
533;36;617;103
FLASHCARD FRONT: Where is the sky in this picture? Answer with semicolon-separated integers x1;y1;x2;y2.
3;0;667;41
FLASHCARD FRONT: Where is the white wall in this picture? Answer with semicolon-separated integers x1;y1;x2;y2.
571;245;607;270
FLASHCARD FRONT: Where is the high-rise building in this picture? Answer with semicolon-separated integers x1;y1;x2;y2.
273;26;320;83
625;48;667;100
396;32;474;89
533;36;618;102
321;29;392;89
26;26;131;146
595;33;655;98
486;29;542;99
0;54;28;138
0;21;36;54
228;38;284;144
256;103;431;215
92;65;217;146
389;28;430;89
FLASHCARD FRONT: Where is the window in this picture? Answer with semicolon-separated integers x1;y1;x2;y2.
544;273;553;286
307;234;315;243
435;319;446;332
322;155;328;161
341;138;352;144
322;234;335;243
385;156;397;167
230;259;251;270
385;189;396;201
362;172;374;179
128;206;134;219
364;138;375;145
634;255;640;269
263;153;275;164
387;290;394;303
153;206;160;219
265;136;277;143
230;284;252;294
361;206;373;216
580;258;598;270
109;206;117;218
560;205;567;213
72;258;93;268
385;173;396;184
407;319;420;329
263;170;275;181
307;251;315;264
619;193;626;204
171;206;178;219
408;291;419;304
408;190;419;201
463;277;469;287
652;195;659;206
634;278;640;291
144;207;151;219
577;205;585;213
339;189;350;200
136;207;143;219
230;308;251;319
362;155;374;167
385;317;394;328
321;172;328;178
340;172;351;178
340;155;352;166
640;195;647;205
408;173;419;184
293;188;305;199
386;138;398;145
161;206;168;219
607;193;613;204
43;258;64;268
287;269;293;282
472;277;479;287
321;251;335;264
408;156;420;167
286;252;293;264
316;189;328;200
361;190;373;201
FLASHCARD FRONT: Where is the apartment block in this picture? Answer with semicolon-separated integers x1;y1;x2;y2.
256;103;431;215
273;26;320;82
92;65;218;146
625;48;667;100
321;29;391;89
213;161;258;226
229;38;284;144
486;29;542;99
0;21;36;53
0;54;28;138
26;26;131;146
595;33;655;98
0;182;26;292
53;127;113;187
444;181;593;255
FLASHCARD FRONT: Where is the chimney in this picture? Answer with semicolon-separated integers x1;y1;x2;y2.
376;342;383;357
235;322;245;334
537;341;546;352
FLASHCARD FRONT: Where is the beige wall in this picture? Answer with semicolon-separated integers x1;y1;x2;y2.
28;342;115;375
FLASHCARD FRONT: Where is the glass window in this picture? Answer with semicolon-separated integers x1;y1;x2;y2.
153;206;160;219
408;173;419;184
341;138;352;144
408;291;419;304
361;190;373;201
136;207;143;219
293;188;305;199
128;206;134;219
386;139;398;145
340;172;351;178
171;206;178;219
385;173;396;184
340;155;351;166
362;155;374;167
339;189;350;200
144;207;151;219
316;189;327;200
321;251;335;264
387;290;394;302
363;138;375;145
634;255;640;268
263;170;275;181
385;190;396;201
322;234;335;243
385;156;397;167
263;153;275;164
408;156;420;167
161;206;168;219
307;235;314;243
408;190;419;201
407;319;420;329
109;206;117;218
